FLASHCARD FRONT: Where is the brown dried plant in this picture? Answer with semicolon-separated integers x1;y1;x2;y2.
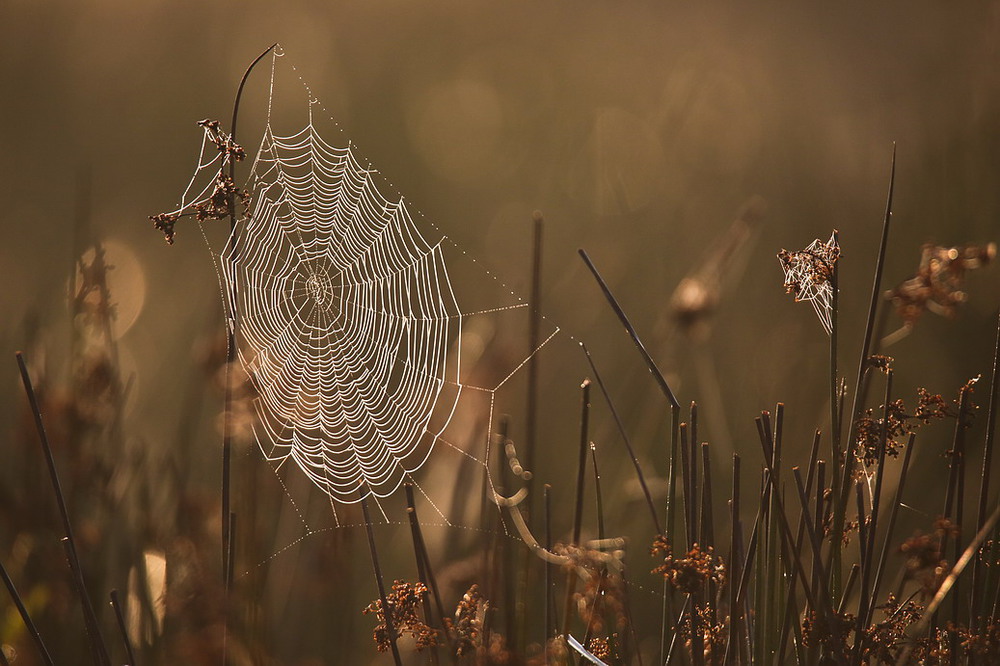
362;580;439;653
650;535;726;595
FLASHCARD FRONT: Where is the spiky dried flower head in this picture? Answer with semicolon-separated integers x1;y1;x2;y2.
852;385;951;468
777;231;840;334
362;580;438;653
150;213;179;245
651;536;726;594
888;241;996;327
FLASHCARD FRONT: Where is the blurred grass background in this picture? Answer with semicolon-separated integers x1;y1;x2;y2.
1;1;999;663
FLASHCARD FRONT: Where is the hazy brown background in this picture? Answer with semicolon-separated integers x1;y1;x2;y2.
2;1;999;663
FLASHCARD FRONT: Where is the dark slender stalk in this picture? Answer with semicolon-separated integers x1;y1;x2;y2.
404;485;451;664
666;404;681;542
858;368;894;634
700;443;715;551
110;589;137;666
360;490;403;666
16;352;110;666
728;453;741;665
223;43;277;581
829;228;844;603
972;312;1000;629
591;443;606;541
951;383;974;631
578;249;679;409
792;468;830;606
525;212;543;511
544;484;553;650
565;381;589;638
581;343;662;534
814;460;827;605
661;403;681;666
679;423;693;548
572;380;591;546
838;564;860;615
0;557;53;665
837;146;897;594
869;435;915;621
724;475;768;666
226;512;236;593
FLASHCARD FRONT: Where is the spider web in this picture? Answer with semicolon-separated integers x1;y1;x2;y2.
777;232;840;335
165;46;562;534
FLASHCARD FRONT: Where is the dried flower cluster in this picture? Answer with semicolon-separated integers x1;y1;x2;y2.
900;517;958;598
801;609;855;652
198;118;247;162
678;604;727;664
651;536;726;595
888;242;996;326
862;594;925;663
149;119;251;245
446;584;487;658
853;385;951;467
362;580;438;653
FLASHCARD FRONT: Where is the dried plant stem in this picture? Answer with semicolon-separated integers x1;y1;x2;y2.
0;556;53;665
836;145;896;597
360;490;403;666
564;380;591;638
222;43;277;583
543;484;553;645
109;589;137;666
572;380;592;545
972;311;1000;628
578;249;680;410
856;369;894;643
525;212;543;510
723;475;767;665
581;343;662;534
868;434;915;621
591;443;606;541
16;352;110;666
404;485;451;664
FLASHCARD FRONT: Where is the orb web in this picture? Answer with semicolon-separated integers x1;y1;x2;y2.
222;123;462;503
158;45;565;540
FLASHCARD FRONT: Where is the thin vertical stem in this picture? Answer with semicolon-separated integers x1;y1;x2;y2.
16;352;110;666
543;484;553;652
572;380;591;545
360;490;403;666
591;443;606;541
0;557;53;665
581;343;662;534
405;484;452;663
578;249;680;409
525;212;543;511
972;312;1000;629
223;43;277;580
837;146;897;594
109;590;137;666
